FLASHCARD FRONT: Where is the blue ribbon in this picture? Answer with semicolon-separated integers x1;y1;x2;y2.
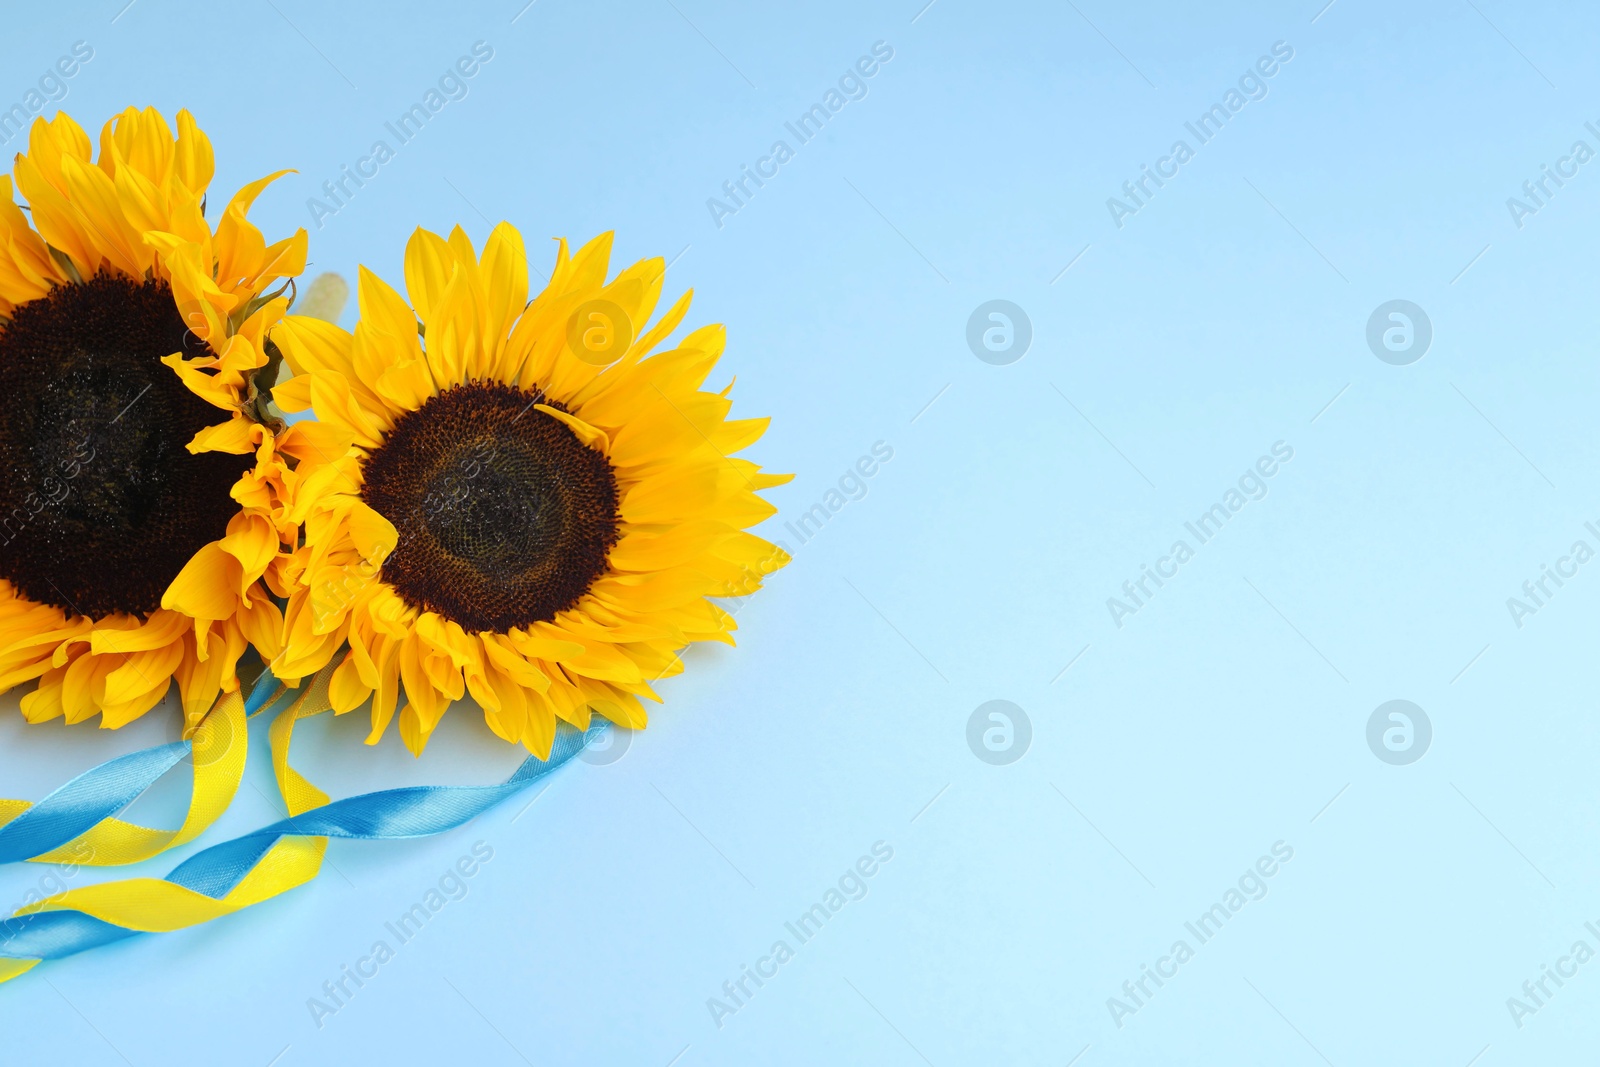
0;671;291;867
0;743;191;865
244;669;302;718
0;721;605;961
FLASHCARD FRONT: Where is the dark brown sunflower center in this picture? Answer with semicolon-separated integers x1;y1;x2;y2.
360;381;620;633
0;274;252;619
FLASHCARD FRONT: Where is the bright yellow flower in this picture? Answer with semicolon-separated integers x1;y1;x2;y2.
271;224;789;756
0;107;309;731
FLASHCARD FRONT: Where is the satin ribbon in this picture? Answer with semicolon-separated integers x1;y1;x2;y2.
0;682;266;868
0;701;604;983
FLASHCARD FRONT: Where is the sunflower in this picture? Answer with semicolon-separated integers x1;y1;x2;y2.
0;107;309;732
270;223;788;756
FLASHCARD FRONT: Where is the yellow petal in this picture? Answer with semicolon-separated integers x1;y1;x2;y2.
161;543;239;620
534;404;610;453
346;500;398;564
220;512;279;584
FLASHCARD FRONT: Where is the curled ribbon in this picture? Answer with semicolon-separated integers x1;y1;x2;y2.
0;683;264;868
0;677;603;983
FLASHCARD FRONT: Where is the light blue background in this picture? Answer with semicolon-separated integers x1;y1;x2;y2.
1;0;1598;1063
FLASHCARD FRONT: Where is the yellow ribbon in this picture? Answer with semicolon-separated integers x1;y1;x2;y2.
267;664;336;814
0;958;37;983
14;666;337;933
0;688;250;867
